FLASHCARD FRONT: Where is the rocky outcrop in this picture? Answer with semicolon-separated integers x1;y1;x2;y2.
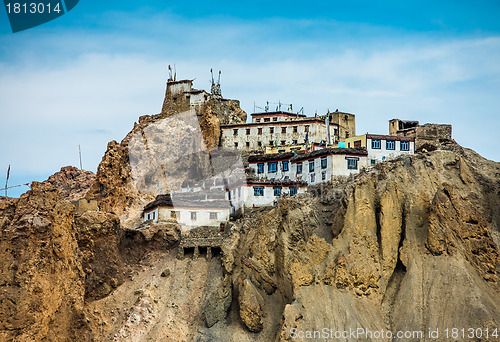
221;147;500;341
0;182;92;341
46;165;96;201
205;274;232;328
74;211;126;300
238;278;265;333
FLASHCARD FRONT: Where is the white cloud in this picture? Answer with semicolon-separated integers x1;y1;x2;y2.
1;17;499;197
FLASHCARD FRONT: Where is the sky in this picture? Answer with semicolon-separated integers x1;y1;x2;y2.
1;1;499;197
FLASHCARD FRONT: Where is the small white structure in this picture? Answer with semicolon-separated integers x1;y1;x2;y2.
143;194;230;229
344;134;414;165
248;152;295;181
242;180;307;207
290;148;368;185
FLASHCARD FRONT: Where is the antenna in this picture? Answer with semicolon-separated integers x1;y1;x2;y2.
79;145;83;170
218;70;221;85
174;64;177;81
211;68;214;84
4;165;9;197
168;65;173;81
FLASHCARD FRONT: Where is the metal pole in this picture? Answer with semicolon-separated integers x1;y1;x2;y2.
5;165;10;197
79;145;83;170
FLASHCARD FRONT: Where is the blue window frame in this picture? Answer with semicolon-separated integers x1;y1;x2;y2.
400;140;409;151
371;139;381;149
282;161;289;171
257;163;264;173
254;187;264;196
321;158;327;169
274;187;281;196
386;140;395;150
290;187;297;196
268;162;277;173
296;163;302;174
371;159;376;165
347;158;358;170
309;160;314;172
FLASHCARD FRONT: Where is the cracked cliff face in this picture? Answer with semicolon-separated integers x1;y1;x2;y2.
1;122;499;341
220;146;500;341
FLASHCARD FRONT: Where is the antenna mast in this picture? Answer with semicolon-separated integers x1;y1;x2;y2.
79;145;83;170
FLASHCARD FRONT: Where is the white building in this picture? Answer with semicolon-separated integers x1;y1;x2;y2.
290;148;368;185
220;111;355;151
344;134;414;165
143;194;230;229
247;148;368;186
248;152;295;181
241;180;307;207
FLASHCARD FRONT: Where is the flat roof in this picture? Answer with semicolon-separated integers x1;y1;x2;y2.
251;111;306;118
290;147;368;162
221;118;336;129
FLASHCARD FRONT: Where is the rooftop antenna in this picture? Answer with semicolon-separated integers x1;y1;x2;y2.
210;68;214;85
218;70;221;85
168;65;173;81
79;145;83;170
174;64;177;81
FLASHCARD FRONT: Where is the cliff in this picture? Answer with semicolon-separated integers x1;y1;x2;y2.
1;119;499;340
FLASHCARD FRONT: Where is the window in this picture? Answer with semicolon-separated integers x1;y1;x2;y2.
282;127;287;133
282;161;289;171
228;191;231;200
258;128;263;135
273;117;277;121
345;131;350;138
274;187;281;196
257;163;264;173
290;187;297;196
310;174;315;182
246;128;251;135
322;172;326;180
354;140;362;148
234;142;238;148
292;140;297;144
386;140;395;150
254;187;264;196
233;129;238;136
210;212;218;220
281;140;286;145
309;160;314;172
246;142;250;148
321;158;327;169
270;127;274;134
256;119;261;123
347;158;358;170
190;212;197;221
371;139;381;149
293;126;298;133
258;141;262;147
297;163;303;174
264;118;270;122
268;162;278;173
269;141;274;146
238;187;241;197
170;211;179;219
400;141;409;151
371;159;376;165
305;125;310;132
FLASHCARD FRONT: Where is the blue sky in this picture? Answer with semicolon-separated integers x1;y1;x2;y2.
1;1;499;197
